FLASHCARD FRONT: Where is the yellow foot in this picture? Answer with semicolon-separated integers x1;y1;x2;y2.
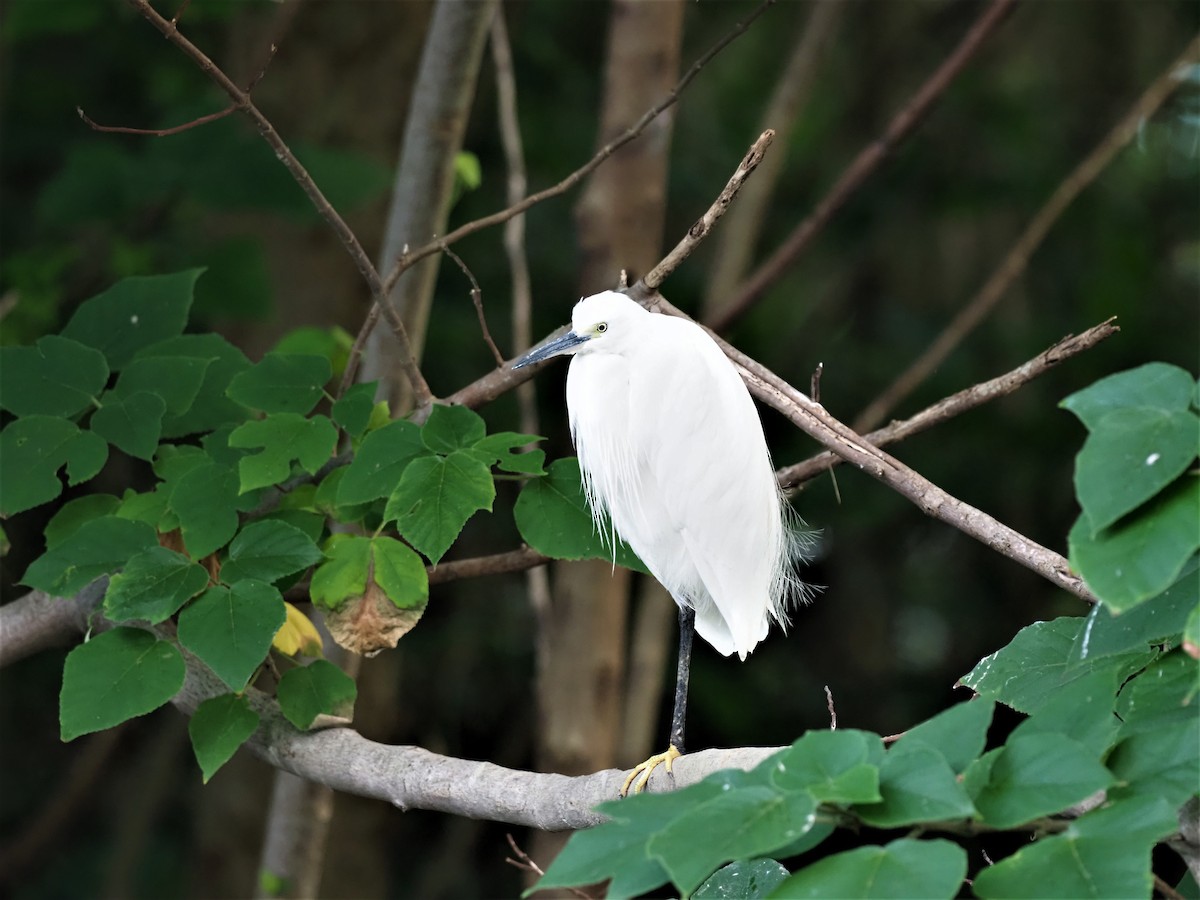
620;745;682;797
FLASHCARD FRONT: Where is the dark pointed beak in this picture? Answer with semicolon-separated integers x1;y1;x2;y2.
511;330;588;369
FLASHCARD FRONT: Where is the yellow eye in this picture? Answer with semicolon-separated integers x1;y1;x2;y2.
596;322;608;334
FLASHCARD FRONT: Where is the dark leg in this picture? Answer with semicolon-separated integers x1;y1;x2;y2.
619;604;697;795
669;605;696;754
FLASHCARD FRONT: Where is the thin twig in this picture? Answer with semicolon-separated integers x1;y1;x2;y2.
1156;873;1187;900
379;0;779;301
123;0;433;410
504;834;594;899
77;104;236;136
641;129;776;290
777;317;1120;489
824;685;837;730
440;241;504;367
427;547;550;586
810;362;824;405
712;0;1017;332
854;32;1200;432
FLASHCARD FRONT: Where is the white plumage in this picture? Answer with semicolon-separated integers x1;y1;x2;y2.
532;291;802;659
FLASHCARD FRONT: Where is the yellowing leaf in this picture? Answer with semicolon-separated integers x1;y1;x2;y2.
273;601;324;657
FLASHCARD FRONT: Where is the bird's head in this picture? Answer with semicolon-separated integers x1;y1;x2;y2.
512;290;647;369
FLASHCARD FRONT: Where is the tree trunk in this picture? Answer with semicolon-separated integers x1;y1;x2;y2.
531;0;686;877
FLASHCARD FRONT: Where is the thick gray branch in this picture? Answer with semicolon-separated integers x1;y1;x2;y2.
0;588;779;830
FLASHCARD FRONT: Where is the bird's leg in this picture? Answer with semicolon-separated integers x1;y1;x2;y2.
620;605;696;796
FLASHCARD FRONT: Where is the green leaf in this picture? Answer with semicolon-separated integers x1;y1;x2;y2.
137;334;251;437
892;699;993;773
116;487;170;529
60;627;185;741
113;355;213;416
969;733;1113;828
22;516;157;596
648;787;818;896
421;404;487;453
177;580;285;691
337;420;428;504
60;270;201;369
104;546;210;624
168;461;241;558
276;659;356;729
227;413;337;493
770;838;967;900
331;382;377;439
44;494;120;548
1075;407;1199;532
1108;719;1200;807
0;416;108;515
221;520;323;585
188;693;260;783
515;458;647;573
854;743;976;828
536;776;735;899
760;729;884;804
0;335;108;417
972;796;1178;899
695;860;790;900
272;326;350;377
1117;650;1199;735
226;353;331;415
1069;559;1198;663
960;617;1155;714
309;534;427;611
1061;362;1196;430
1008;668;1120;755
1069;478;1200;613
91;390;166;460
384;451;494;563
471;431;546;475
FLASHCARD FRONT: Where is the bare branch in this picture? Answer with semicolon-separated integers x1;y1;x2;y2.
123;0;433;409
77;104;236;136
640;128;776;291
427;547;549;586
379;0;779;299
440;241;505;368
777;317;1121;489
854;31;1200;431
712;0;1017;332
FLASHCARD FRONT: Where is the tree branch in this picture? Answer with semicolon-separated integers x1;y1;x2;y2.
641;128;776;291
854;30;1200;432
123;0;433;409
776;317;1120;489
711;0;1017;332
378;0;779;300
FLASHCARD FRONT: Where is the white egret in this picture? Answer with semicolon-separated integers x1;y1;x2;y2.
514;291;806;794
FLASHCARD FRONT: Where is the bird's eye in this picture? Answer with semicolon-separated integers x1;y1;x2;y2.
596;323;608;333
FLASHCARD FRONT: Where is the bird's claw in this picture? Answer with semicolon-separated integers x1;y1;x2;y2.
619;745;682;797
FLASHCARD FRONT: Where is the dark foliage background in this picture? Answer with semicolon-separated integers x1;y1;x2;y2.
1;0;1196;896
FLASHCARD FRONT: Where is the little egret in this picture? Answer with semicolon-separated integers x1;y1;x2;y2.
514;291;806;794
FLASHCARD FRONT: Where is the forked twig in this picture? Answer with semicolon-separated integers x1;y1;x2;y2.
440;241;504;368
